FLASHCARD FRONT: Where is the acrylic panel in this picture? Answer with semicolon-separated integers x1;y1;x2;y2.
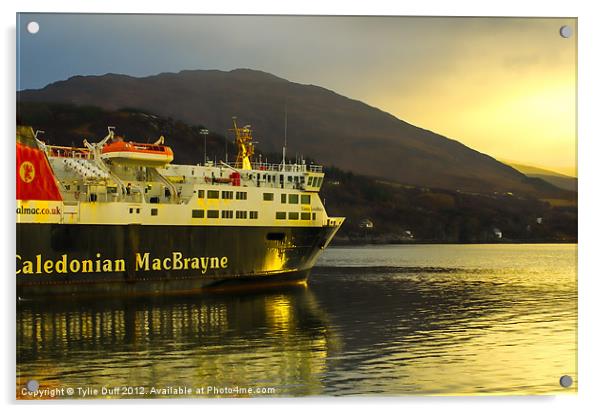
16;13;577;399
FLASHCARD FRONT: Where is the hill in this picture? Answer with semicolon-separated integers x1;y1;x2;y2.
17;102;577;244
507;162;577;192
17;69;571;199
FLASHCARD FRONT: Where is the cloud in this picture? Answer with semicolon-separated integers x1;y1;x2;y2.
17;14;576;174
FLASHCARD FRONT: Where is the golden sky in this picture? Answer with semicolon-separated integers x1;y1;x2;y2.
20;15;577;176
348;18;577;176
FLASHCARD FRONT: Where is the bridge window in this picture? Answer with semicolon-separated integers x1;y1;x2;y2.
276;212;286;220
281;194;287;203
301;212;311;220
207;210;219;218
263;193;274;201
207;190;219;199
288;212;299;220
288;194;299;204
221;210;233;219
236;210;247;219
250;211;259;219
151;208;158;216
192;209;204;218
197;190;205;199
301;195;311;204
236;191;247;200
222;191;233;200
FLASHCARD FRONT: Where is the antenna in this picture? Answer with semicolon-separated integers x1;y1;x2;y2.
199;128;209;166
282;100;288;167
224;131;228;163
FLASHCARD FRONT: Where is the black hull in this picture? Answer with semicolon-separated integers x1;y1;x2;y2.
17;223;337;298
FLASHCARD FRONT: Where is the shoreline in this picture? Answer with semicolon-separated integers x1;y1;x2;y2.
331;238;578;246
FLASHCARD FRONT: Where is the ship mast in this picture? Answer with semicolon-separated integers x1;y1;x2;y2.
231;117;254;170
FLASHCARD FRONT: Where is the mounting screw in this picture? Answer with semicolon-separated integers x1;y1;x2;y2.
27;21;40;34
559;25;572;39
559;375;573;388
26;379;39;392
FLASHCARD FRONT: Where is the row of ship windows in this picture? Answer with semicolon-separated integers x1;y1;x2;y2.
307;176;324;187
197;190;247;200
264;193;311;204
276;212;316;220
130;207;316;221
197;190;311;205
191;210;259;219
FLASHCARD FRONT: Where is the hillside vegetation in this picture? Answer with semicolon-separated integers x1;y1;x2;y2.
17;102;577;243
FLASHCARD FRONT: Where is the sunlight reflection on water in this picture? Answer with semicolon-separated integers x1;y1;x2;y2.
17;244;577;397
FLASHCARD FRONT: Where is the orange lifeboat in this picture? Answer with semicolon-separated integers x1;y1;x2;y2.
101;140;174;166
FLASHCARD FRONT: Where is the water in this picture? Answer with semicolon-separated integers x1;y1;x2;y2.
17;244;577;397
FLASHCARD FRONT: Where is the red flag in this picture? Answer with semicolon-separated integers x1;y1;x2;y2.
16;129;62;201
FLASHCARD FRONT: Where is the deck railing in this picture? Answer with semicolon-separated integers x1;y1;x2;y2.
246;162;323;173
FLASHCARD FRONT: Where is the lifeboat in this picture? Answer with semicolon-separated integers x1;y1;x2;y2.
101;140;174;166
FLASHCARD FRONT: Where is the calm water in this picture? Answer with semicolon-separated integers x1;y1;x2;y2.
17;244;577;397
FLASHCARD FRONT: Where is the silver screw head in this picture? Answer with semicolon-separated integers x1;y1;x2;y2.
26;379;39;392
559;25;572;38
559;375;573;388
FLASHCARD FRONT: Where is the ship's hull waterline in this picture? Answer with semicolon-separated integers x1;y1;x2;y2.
17;223;338;298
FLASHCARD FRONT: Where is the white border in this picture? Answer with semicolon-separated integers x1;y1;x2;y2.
3;1;601;412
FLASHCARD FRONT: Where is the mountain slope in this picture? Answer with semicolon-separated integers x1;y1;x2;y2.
18;69;569;198
507;162;577;192
16;103;577;243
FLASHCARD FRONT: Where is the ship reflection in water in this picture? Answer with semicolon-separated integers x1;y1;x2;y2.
17;244;577;397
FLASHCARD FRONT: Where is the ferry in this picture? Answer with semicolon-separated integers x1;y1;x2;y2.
16;120;344;297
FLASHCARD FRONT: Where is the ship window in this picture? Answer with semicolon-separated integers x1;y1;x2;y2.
197;190;205;199
222;191;233;199
236;210;247;219
221;210;233;219
207;190;219;199
288;194;299;204
263;193;274;201
207;210;219;218
301;195;311;204
266;232;285;241
236;191;247;200
151;208;158;216
250;211;259;219
312;213;316;220
281;194;287;203
288;176;293;182
192;209;204;218
276;212;286;220
301;212;311;220
65;184;71;190
288;212;299;220
136;208;140;214
129;208;133;214
317;177;323;187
